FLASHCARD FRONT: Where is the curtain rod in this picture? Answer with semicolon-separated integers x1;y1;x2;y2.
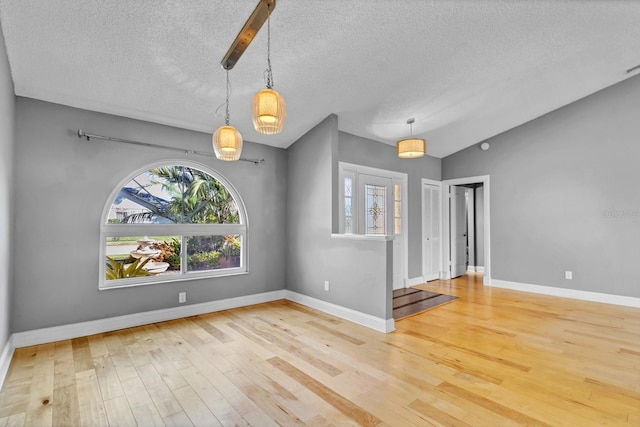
76;129;265;165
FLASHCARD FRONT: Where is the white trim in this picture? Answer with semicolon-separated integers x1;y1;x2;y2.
330;233;394;241
465;188;475;269
467;266;485;273
285;291;395;333
339;162;407;180
405;276;426;287
489;279;640;308
442;175;491;283
12;290;286;348
483;274;491;286
3;289;396;388
1;289;398;386
0;336;15;390
8;288;396;352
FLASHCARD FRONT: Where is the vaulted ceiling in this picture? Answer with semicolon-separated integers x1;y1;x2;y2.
1;0;639;158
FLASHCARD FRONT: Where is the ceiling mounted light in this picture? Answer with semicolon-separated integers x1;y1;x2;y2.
396;118;426;158
252;1;286;134
213;70;243;161
220;0;275;71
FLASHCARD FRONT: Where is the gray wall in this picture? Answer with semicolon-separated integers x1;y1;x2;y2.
12;98;287;332
0;22;14;353
443;74;640;298
338;132;441;279
286;116;391;319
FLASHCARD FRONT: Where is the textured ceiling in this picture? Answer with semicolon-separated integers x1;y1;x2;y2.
1;0;639;158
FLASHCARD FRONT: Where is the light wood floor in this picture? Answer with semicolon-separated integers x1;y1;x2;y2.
1;273;639;426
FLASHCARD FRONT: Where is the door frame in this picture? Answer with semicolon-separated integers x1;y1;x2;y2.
442;175;491;285
449;185;468;279
421;178;442;281
465;188;476;272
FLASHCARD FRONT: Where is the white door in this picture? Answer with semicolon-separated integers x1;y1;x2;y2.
359;174;392;235
358;174;404;289
422;182;441;281
450;186;467;278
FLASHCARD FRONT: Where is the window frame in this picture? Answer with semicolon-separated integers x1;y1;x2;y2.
99;160;249;290
338;162;406;236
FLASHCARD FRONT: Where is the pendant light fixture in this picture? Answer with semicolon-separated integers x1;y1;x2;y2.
396;118;426;158
251;1;286;134
213;69;243;161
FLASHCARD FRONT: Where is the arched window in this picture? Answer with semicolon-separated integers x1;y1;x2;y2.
99;161;247;289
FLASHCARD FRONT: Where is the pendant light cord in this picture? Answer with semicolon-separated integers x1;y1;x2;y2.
225;69;231;126
264;8;274;89
407;117;415;137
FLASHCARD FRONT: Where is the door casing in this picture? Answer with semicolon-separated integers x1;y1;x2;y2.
450;185;467;279
442;175;491;285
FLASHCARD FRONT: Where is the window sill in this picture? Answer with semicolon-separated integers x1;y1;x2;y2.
330;233;395;241
99;270;249;290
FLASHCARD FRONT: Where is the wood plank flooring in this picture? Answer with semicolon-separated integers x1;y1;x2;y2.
1;273;639;426
392;288;457;319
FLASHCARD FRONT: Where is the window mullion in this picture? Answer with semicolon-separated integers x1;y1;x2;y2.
181;235;187;274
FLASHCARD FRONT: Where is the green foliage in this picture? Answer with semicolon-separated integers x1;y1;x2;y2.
165;254;181;270
105;257;150;280
168;237;181;254
163;238;182;270
187;251;220;271
221;235;241;257
108;254;136;263
187;235;223;254
146;166;240;225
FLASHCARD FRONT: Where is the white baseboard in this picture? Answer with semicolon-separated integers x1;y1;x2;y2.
489;279;640;308
285;291;395;333
405;276;425;287
12;290;286;348
10;288;396;349
2;289;396;387
0;336;15;390
467;266;485;273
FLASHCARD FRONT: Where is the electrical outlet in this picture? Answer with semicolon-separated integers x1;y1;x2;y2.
179;292;186;303
324;281;329;291
565;271;572;280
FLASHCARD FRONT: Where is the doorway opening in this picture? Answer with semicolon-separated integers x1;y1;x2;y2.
442;175;491;285
454;182;485;275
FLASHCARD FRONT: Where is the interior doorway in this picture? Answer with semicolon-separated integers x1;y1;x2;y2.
442;175;491;285
464;184;485;273
450;185;467;279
